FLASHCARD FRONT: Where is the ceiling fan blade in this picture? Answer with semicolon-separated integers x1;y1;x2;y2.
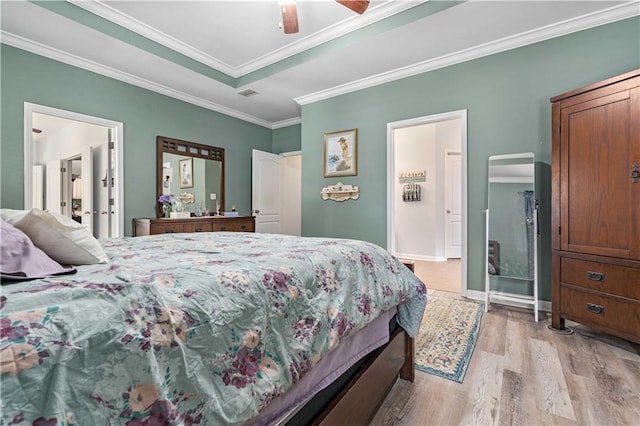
281;2;299;34
335;0;370;14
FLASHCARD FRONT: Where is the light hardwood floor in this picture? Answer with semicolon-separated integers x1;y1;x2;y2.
371;290;640;426
412;260;461;294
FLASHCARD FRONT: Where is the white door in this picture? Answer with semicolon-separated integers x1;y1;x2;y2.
81;146;94;234
445;150;462;258
283;154;302;236
45;159;62;214
252;149;283;234
32;165;44;210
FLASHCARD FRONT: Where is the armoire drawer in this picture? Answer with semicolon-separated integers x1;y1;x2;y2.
560;286;640;338
560;258;640;300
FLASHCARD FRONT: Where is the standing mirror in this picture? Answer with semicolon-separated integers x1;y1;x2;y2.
485;152;538;321
156;136;224;218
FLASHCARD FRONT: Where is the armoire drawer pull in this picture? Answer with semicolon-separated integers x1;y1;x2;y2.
194;228;203;232
586;303;604;315
587;271;604;281
165;230;175;234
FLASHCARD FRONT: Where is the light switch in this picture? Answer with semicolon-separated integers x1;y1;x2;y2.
210;193;217;200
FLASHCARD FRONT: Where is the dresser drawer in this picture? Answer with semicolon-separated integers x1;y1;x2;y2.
227;219;254;232
211;218;254;232
150;223;185;234
560;286;640;339
183;222;212;233
560;257;640;300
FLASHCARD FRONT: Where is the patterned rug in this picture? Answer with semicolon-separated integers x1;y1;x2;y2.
414;294;484;383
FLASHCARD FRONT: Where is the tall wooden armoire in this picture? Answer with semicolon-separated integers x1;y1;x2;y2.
550;69;640;343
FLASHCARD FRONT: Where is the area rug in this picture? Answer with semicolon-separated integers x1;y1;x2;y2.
414;295;484;383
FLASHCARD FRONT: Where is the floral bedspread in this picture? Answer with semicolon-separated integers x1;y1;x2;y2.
1;232;427;425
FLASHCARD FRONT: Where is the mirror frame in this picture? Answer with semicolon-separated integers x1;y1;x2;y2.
156;136;225;218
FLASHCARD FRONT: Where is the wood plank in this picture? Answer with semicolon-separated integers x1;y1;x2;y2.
371;292;640;426
458;350;503;425
529;339;576;421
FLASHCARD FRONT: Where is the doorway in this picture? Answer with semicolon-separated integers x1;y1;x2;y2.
24;103;124;238
387;110;467;295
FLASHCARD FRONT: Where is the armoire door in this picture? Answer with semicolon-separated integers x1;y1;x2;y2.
559;86;640;260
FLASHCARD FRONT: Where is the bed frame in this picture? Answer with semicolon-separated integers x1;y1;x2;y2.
316;329;414;425
283;323;414;425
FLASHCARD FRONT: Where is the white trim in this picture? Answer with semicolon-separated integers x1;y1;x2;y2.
271;117;302;129
280;150;302;157
24;103;125;238
394;254;447;263
2;32;274;129
68;0;235;76
387;109;468;297
295;1;640;105
489;152;535;161
466;290;551;313
71;0;424;78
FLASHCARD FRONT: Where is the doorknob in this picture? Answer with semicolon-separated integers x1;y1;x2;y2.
447;210;451;213
254;209;260;214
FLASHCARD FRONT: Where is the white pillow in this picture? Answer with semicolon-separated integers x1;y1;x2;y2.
0;209;28;225
13;208;108;265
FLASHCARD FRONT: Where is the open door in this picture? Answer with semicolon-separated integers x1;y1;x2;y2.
252;149;283;234
45;159;62;214
81;146;93;233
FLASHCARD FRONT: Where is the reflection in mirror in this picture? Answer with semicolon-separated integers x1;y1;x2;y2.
157;136;224;218
485;152;539;320
487;155;535;279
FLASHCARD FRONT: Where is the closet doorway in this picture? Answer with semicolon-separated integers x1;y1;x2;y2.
386;110;467;295
24;103;124;238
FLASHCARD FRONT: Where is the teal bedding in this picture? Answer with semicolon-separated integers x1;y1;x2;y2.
1;232;426;425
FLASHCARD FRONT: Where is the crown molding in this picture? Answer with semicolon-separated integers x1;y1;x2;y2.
271;117;302;129
234;1;425;76
295;1;640;105
68;0;237;77
1;31;273;129
68;0;424;78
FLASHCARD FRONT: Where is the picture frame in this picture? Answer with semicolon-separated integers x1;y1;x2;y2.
179;158;193;188
324;128;357;177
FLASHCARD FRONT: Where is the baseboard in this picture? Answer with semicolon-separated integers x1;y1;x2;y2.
395;253;447;262
465;290;551;312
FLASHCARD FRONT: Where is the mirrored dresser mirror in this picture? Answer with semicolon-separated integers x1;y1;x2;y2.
485;152;539;321
156;136;225;218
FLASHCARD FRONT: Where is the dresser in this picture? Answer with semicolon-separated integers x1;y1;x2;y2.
550;69;640;343
133;216;255;236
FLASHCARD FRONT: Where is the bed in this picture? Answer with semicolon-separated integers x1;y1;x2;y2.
1;224;427;425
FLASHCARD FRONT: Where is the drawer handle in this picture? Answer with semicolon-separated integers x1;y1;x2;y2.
165;230;175;234
586;303;604;315
240;225;246;229
587;271;604;281
195;228;203;232
220;226;227;231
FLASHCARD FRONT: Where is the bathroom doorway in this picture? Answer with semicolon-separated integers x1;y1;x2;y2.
387;110;467;295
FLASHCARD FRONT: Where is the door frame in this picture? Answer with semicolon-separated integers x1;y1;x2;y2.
386;109;468;296
23;103;124;237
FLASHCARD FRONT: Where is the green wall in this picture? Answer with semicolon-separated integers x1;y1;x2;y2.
0;45;272;235
272;124;301;154
300;17;640;299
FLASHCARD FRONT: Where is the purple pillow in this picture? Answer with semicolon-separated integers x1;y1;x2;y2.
0;220;76;281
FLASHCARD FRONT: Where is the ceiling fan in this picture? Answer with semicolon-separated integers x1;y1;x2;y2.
280;0;370;34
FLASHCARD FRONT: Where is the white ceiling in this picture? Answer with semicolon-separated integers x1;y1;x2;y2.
2;0;638;128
